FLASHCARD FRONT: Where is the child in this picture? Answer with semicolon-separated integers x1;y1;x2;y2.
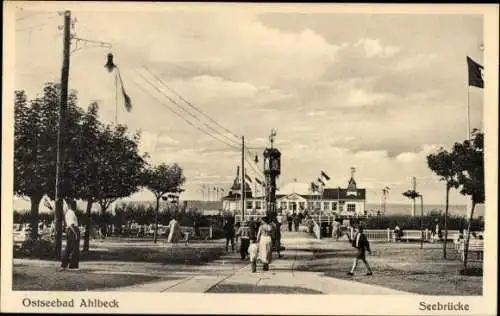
248;237;259;273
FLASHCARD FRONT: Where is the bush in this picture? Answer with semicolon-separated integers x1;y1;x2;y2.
361;214;484;231
15;237;56;260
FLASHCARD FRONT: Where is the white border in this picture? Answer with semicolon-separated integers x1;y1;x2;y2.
2;2;498;315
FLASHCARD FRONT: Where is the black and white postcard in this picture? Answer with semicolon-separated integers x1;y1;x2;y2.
2;2;498;315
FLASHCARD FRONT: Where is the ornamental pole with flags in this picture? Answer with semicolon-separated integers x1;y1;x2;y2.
466;56;484;141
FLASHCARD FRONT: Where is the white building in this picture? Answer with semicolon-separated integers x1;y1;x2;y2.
222;175;366;217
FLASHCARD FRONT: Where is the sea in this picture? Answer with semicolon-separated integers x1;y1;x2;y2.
11;198;485;218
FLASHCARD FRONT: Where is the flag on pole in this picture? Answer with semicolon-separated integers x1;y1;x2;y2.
317;178;325;186
321;171;330;181
245;173;253;183
116;68;132;111
311;182;319;192
467;56;484;88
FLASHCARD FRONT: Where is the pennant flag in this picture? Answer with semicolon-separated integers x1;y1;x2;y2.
245;174;253;183
467;56;484;88
317;178;325;186
321;170;330;181
311;182;319;192
255;178;263;185
117;69;132;111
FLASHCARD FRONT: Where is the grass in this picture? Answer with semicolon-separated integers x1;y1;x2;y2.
13;265;164;291
295;241;483;295
13;238;229;291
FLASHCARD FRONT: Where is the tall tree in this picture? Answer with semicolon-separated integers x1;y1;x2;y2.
14;84;82;243
427;148;460;259
453;129;484;269
144;163;185;243
68;102;102;252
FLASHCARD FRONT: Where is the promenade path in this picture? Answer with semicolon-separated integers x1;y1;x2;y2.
112;231;410;294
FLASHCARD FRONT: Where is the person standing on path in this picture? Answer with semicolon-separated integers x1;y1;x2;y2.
287;212;293;232
44;197;81;271
348;226;372;276
256;216;273;271
236;221;251;260
223;217;235;252
167;216;181;243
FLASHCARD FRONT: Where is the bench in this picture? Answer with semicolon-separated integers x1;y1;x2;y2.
458;239;484;262
400;230;425;242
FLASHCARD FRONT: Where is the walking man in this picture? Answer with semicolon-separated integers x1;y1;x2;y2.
347;226;372;276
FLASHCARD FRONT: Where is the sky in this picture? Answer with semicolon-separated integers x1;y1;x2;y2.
11;4;485;208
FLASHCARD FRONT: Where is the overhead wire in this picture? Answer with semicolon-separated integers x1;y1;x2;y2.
141;66;241;141
138;68;241;147
132;74;240;151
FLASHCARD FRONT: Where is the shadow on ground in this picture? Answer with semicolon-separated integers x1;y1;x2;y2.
207;284;323;294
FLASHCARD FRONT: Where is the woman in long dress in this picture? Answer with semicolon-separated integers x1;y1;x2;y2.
257;216;273;271
167;217;181;243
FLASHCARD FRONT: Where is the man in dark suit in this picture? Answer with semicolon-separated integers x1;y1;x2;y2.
347;226;373;276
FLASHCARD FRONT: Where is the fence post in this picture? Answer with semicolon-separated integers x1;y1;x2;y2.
209;225;213;240
424;229;429;241
387;228;391;242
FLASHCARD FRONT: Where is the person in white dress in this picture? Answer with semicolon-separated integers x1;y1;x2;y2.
256;216;274;271
167;217;181;243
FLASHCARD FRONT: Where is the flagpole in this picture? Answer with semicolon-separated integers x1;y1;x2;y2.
115;70;118;125
467;84;471;141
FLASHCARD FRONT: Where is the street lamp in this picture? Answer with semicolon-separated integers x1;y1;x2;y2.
263;129;281;220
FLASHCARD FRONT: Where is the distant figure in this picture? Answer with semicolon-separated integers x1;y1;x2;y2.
167;217;181;243
236;221;251;260
272;218;282;258
394;225;401;242
248;237;259;273
287;213;293;231
332;221;340;241
435;223;442;240
347;226;373;276
293;212;300;232
223;218;235;252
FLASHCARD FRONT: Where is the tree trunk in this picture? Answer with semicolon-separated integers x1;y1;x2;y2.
443;185;450;259
83;199;93;252
29;194;42;240
463;200;477;269
153;196;160;243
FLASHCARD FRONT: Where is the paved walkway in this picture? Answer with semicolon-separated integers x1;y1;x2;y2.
112;232;410;294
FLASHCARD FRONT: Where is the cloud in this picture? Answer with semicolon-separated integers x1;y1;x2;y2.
354;38;400;58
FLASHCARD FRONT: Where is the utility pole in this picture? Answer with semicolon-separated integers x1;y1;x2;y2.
411;176;416;217
54;10;71;258
241;136;245;222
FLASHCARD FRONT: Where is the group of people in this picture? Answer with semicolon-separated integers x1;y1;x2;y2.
223;215;282;272
286;211;304;232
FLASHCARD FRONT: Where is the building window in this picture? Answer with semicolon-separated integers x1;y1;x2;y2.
281;201;287;210
246;201;253;210
299;202;305;210
323;202;330;210
315;202;321;210
332;202;337;211
255;201;261;209
347;204;356;212
307;201;314;209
